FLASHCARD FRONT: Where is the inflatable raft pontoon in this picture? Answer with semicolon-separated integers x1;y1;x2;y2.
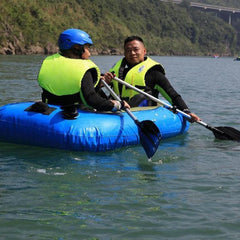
0;102;189;152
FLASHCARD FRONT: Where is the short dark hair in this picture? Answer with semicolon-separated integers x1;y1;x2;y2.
124;36;144;48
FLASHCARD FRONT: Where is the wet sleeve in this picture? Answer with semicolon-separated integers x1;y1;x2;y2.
145;69;190;112
81;70;114;111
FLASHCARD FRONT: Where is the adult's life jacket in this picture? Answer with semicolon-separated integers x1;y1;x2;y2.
38;53;100;107
110;57;172;104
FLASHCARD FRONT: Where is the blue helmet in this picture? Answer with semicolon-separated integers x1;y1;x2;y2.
58;29;93;50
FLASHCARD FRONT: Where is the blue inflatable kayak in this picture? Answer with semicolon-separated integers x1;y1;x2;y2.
0;102;189;152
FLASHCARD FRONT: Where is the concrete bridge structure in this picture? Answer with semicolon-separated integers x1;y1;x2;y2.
160;0;240;25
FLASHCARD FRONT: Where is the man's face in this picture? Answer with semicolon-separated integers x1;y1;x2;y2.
81;44;91;59
124;40;146;66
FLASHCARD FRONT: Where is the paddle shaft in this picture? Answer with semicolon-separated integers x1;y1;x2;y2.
113;76;211;129
101;80;138;123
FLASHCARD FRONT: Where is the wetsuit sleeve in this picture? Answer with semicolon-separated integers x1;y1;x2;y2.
81;70;114;111
145;68;190;112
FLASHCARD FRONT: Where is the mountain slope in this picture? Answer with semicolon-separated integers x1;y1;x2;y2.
0;0;238;55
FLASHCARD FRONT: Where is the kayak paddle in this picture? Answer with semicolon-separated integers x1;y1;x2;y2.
102;80;161;158
113;76;240;141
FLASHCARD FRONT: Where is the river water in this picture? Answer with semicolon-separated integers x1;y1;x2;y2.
0;55;240;240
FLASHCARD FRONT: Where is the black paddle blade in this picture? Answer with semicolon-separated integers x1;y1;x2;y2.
137;120;161;158
211;126;240;141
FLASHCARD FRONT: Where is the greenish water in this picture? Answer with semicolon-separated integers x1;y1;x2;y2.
1;55;240;240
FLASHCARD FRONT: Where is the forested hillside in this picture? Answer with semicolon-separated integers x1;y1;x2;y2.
0;0;239;56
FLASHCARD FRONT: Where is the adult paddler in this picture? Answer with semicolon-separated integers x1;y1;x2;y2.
38;28;129;119
104;36;200;122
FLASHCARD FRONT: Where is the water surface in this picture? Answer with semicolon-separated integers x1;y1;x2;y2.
1;55;240;240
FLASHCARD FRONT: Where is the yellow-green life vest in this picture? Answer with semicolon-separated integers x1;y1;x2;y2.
110;57;169;101
38;53;100;105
